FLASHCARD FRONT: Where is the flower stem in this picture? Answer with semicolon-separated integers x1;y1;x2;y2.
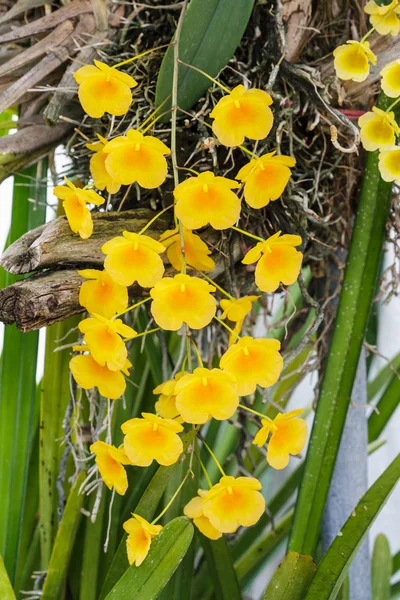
138;203;174;235
361;4;398;43
239;145;258;159
152;471;190;524
114;296;151;318
178;59;231;94
191;338;203;367
114;43;172;68
140;109;173;134
178;166;199;176
200;437;226;477
200;271;233;299
195;452;213;488
138;94;172;132
133;327;161;340
213;316;241;340
386;96;400;112
230;225;265;242
238;403;272;421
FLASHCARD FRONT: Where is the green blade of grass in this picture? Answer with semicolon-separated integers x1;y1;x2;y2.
304;453;400;599
41;471;86;600
367;352;400;401
372;534;392;600
288;93;396;556
0;164;46;583
368;373;400;442
262;552;316;600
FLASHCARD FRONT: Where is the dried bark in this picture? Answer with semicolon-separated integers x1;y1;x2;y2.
0;209;241;331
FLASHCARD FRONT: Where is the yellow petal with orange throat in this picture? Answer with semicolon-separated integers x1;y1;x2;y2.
266;412;308;470
122;413;183;467
74;60;137;118
184;496;222;540
102;232;165;288
78;316;136;372
150;274;216;331
333;41;376;82
70;353;129;399
210;85;273;147
202;476;265;533
90;440;129;495
174;172;241;230
379;146;400;182
175;367;239;424
359;107;400;152
103;129;170;188
78;269;128;318
159;227;215;272
220;336;283;396
123;514;161;566
381;60;400;98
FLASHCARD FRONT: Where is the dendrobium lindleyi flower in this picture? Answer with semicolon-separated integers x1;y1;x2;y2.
184;492;223;540
378;146;400;183
74;60;137;118
159;227;215;272
174;172;241;230
381;60;400;98
242;231;303;293
122;412;184;467
209;85;273;147
220;296;259;323
174;367;239;424
150;274;216;331
103;129;170;188
90;440;130;495
202;476;265;533
236;152;296;209
70;351;131;400
220;336;283;396
252;409;308;470
364;0;400;36
78;269;128;319
333;41;376;82
86;135;121;194
78;314;137;371
123;514;162;566
153;372;187;422
54;178;105;239
358;107;400;151
102;231;166;288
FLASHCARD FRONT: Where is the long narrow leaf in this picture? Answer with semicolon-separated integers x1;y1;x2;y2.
368;373;400;442
288;94;395;556
372;534;392;600
262;552;316;600
0;556;16;600
304;453;400;599
155;0;255;113
104;517;194;600
41;471;86;600
0;164;46;582
200;537;242;600
367;352;400;401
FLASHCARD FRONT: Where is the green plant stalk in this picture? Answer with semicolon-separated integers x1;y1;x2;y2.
200;537;242;600
0;165;46;582
262;551;316;600
372;534;392;600
79;493;107;600
368;373;400;442
39;314;80;569
0;556;16;600
41;471;86;600
235;510;293;583
289;94;395;556
304;453;400;599
367;351;400;401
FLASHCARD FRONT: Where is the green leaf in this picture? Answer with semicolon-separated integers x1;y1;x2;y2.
262;552;316;600
79;493;107;600
104;517;194;600
235;510;293;583
267;267;311;341
0;164;46;583
367;352;400;401
39;314;80;569
99;430;196;599
303;453;400;599
0;556;16;600
155;0;255;114
41;471;86;600
372;534;392;600
288;94;395;557
368;373;400;442
200;536;242;600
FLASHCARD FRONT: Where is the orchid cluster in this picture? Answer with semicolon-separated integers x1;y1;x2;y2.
333;0;400;183
61;52;308;567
